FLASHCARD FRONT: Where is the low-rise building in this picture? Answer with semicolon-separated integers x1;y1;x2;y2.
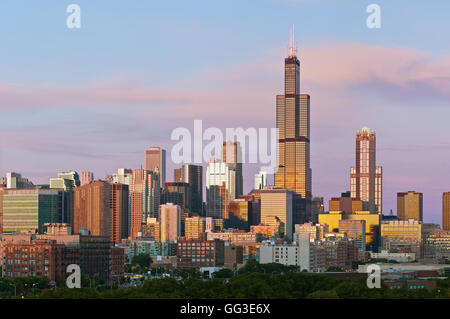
176;239;224;269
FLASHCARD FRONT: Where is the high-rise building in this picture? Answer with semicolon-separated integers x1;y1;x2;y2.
319;210;381;251
110;183;129;243
260;188;293;239
184;216;205;240
206;159;235;219
159;203;181;242
443;192;450;231
112;168;132;185
228;198;252;230
1;189;63;233
254;171;267;190
80;171;94;186
161;182;191;213
129;169;160;238
5;172;34;189
174;168;183;182
311;197;324;223
274;26;312;224
73;181;112;238
339;219;366;252
329;192;363;213
145;147;166;188
423;229;450;259
397;191;423;222
174;164;203;215
350;127;383;214
142;217;161;241
381;219;422;258
222;141;243;198
294;222;328;242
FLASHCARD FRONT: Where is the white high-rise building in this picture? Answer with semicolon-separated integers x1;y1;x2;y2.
206;159;236;218
254;171;267;190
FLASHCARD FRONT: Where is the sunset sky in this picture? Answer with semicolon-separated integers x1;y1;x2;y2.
1;0;449;223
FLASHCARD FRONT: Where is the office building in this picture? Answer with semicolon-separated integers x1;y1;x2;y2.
443;192;450;231
381;219;422;258
329;192;363;213
129;169;160;238
274;26;312;224
294;222;329;242
397;191;423;222
222;141;243;198
184;216;205;240
206;159;235;219
112;168;133;185
423;229;450;259
260;188;293;239
145;147;166;188
80;171;94;186
339;219;366;252
174;164;203;215
73;181;112;238
228;198;252;230
2;188;63;233
159;203;181;242
254;171;267;190
350;127;383;213
5;172;34;189
110;183;129;243
319;210;381;250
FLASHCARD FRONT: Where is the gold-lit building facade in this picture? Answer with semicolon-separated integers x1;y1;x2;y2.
443;192;450;231
274;28;311;224
397;191;423;222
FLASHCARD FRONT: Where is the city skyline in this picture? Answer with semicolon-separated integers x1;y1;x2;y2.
1;1;450;224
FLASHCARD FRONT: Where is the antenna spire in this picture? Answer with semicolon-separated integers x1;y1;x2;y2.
288;24;296;57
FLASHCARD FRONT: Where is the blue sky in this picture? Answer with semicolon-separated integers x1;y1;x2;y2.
1;0;449;223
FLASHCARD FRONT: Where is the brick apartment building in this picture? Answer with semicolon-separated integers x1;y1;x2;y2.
176;239;224;269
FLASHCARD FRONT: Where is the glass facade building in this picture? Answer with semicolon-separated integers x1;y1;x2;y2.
274;30;312;224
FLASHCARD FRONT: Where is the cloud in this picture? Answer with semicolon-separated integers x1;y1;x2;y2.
2;41;450;222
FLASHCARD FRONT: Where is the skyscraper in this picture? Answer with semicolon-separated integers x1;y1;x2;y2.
110;183;129;243
274;25;311;224
443;192;450;231
254;171;267;190
397;191;423;222
2;189;63;233
350;127;383;214
206;159;236;219
129;169;160;238
222;141;243;198
80;171;94;186
174;164;203;216
260;188;294;239
159;203;181;242
73;180;112;238
145;147;166;188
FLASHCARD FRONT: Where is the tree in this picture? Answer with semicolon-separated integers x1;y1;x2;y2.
306;289;339;299
131;253;153;269
212;268;234;279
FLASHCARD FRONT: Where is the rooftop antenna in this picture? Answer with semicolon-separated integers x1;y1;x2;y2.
289;23;297;57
